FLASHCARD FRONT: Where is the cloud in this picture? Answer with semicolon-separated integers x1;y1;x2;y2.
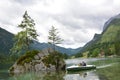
0;0;120;48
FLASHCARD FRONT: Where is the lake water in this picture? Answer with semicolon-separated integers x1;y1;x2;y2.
0;58;120;80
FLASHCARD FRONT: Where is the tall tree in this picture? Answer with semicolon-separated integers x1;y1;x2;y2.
10;11;38;55
48;26;63;51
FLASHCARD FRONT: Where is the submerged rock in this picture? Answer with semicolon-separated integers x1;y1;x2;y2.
9;49;66;73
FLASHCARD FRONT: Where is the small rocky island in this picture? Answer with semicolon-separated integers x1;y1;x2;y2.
9;49;66;73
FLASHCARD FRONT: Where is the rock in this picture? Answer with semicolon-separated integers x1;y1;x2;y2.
34;55;40;60
34;62;47;71
38;53;44;57
9;49;66;73
42;49;49;55
9;63;25;73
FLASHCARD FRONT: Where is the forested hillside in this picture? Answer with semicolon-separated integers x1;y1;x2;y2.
75;14;120;57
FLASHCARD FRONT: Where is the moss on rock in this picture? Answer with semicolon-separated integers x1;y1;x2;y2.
9;49;66;73
16;50;39;65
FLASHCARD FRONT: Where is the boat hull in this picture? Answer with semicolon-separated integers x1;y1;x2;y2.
66;65;96;71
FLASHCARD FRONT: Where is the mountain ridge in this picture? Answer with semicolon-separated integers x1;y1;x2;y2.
0;27;80;55
76;14;120;57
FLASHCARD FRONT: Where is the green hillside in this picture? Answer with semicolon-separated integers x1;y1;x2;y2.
100;19;120;43
75;16;120;57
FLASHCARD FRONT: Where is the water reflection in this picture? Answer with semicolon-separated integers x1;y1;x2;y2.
9;71;65;80
0;71;10;80
9;70;101;80
64;71;100;80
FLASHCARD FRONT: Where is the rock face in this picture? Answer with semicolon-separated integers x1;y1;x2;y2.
103;13;120;32
9;49;66;73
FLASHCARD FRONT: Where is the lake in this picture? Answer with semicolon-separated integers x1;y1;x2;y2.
0;58;120;80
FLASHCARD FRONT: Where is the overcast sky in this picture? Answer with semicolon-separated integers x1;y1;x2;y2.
0;0;120;48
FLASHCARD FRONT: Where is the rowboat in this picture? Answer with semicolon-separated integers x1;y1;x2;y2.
66;65;96;71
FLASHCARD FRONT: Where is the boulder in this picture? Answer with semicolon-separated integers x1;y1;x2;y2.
9;49;66;73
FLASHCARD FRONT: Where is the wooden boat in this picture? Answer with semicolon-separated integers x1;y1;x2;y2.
66;65;96;71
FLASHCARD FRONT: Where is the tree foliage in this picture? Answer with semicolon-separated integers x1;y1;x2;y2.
10;11;38;56
48;26;63;51
115;31;120;56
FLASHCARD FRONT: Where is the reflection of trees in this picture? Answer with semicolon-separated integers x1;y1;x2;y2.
79;72;87;78
9;71;65;80
83;73;87;78
42;72;65;80
98;74;108;80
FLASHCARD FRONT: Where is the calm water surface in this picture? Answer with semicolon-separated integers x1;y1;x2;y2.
0;58;119;80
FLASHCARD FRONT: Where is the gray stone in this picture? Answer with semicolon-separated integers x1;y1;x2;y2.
34;55;40;60
38;53;44;57
9;48;66;73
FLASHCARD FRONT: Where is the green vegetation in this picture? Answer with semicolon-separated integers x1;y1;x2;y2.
101;25;120;43
0;54;6;63
16;50;39;65
62;53;69;59
10;11;38;56
42;51;65;70
0;28;14;54
48;26;63;51
115;31;120;56
47;26;65;70
75;18;120;58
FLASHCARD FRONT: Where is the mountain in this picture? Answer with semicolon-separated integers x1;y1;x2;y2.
103;14;120;32
31;41;81;55
0;27;14;54
76;14;120;57
0;27;80;55
78;33;101;53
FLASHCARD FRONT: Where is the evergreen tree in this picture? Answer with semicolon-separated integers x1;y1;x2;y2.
48;26;64;71
10;11;38;55
48;26;63;51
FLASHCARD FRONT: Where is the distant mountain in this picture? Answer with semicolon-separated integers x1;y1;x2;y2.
0;27;80;55
31;41;81;55
76;14;120;57
0;27;14;54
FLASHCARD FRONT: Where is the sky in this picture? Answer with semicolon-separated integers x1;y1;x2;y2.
0;0;120;48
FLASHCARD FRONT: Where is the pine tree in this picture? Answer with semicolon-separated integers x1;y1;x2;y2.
10;11;38;55
48;26;63;51
48;26;64;71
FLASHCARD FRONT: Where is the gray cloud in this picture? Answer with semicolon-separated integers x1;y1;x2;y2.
14;0;37;6
0;0;120;48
